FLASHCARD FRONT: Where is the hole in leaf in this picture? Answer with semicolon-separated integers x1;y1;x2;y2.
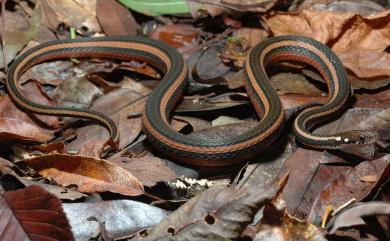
81;25;89;32
139;229;148;237
205;214;215;225
385;45;390;53
167;227;175;236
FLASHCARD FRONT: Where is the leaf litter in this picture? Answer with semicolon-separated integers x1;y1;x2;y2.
0;0;389;240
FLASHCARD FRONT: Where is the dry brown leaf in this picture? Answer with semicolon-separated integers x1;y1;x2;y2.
63;200;167;240
40;168;144;196
54;76;103;109
1;174;87;201
66;89;146;155
21;80;62;126
190;0;280;16
25;153;144;196
150;24;200;59
265;9;390;85
131;179;278;241
0;117;51;142
0;9;40;68
280;93;327;109
118;62;161;79
279;148;349;220
354;87;390;108
291;0;385;15
255;211;326;241
308;154;390;222
176;93;249;112
96;0;139;36
109;155;177;187
173;115;212;132
72;126;111;157
327;201;390;234
235;27;269;49
0;185;74;241
44;0;101;32
91;89;145;149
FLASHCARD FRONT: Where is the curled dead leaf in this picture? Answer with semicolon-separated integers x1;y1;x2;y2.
265;9;390;87
25;153;144;196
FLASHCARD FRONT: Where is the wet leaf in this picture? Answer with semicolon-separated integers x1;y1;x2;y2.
96;0;139;36
63;200;168;241
131;179;278;241
327;201;390;234
25;153;144;196
0;185;73;241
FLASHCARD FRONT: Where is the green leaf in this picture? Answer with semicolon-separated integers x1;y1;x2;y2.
118;0;190;16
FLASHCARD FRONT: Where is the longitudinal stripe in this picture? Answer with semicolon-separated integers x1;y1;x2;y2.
7;35;352;166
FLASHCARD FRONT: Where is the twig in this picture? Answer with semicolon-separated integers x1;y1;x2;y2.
331;198;356;217
321;205;333;228
0;0;7;72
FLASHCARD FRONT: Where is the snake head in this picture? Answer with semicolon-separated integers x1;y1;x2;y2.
337;130;376;145
335;130;378;159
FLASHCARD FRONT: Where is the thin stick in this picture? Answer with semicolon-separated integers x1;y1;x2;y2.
0;0;7;72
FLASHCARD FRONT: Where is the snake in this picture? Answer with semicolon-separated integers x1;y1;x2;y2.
6;35;366;166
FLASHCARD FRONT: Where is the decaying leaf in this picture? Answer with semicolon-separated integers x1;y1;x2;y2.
131;179;278;240
25;153;144;196
327;201;390;234
63;200;168;241
0;185;74;240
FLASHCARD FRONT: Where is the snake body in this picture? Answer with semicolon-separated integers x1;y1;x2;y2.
7;35;355;166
